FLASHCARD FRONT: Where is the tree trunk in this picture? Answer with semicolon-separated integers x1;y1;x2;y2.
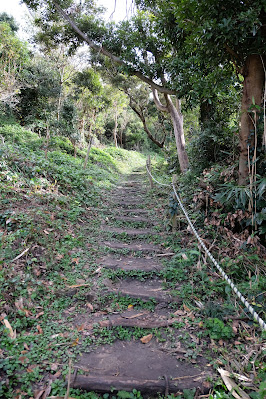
129;99;165;148
199;100;214;128
113;102;118;147
167;97;189;172
83;136;93;169
238;54;265;185
44;122;50;159
152;88;188;172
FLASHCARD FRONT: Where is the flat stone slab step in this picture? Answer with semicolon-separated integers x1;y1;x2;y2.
113;208;149;216
105;279;179;303
72;341;212;393
103;226;155;236
112;216;152;224
112;186;146;194
103;241;161;253
114;200;144;206
99;255;163;271
123;182;143;187
82;310;183;330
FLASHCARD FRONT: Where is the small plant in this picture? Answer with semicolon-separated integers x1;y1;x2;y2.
204;318;233;340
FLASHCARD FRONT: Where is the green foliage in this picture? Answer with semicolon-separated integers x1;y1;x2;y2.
0;21;29;107
187;124;237;173
0;13;18;32
204;318;233;340
17;56;61;130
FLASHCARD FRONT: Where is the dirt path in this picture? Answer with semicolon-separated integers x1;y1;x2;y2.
69;171;214;395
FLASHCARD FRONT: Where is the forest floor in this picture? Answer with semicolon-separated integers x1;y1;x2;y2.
0;125;265;399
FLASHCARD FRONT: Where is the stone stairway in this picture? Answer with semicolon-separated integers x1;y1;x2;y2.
70;172;213;396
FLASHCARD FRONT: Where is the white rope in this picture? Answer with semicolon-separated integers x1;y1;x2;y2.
146;164;266;332
146;163;171;187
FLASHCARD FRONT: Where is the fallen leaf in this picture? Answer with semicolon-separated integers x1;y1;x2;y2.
15;297;24;311
128;304;134;311
71;338;79;346
173;309;186;316
23;309;32;317
77;324;85;332
34;388;45;399
50;363;59;371
67;283;90;288
27;364;38;373
183;304;191;312
218;368;250;399
86;303;93;311
19;356;28;364
181;253;188;260
245;336;254;341
35;311;44;319
36;324;43;334
2;318;16;339
93;266;102;274
55;254;64;260
72;258;79;265
34;268;41;277
140;333;153;344
43;230;50;235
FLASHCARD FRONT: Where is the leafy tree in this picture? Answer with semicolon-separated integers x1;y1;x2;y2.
0;12;18;32
72;67;110;166
17;56;61;131
136;0;266;183
22;0;189;172
0;20;29;107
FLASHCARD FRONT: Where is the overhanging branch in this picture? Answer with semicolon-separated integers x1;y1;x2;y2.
52;1;176;95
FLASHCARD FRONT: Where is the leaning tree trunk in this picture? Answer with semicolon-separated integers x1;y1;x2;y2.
238;54;265;185
166;97;189;172
152;88;189;172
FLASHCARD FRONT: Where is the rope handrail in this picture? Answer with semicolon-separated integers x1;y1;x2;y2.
146;163;266;332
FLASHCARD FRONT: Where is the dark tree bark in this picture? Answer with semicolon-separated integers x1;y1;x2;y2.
238;54;265;185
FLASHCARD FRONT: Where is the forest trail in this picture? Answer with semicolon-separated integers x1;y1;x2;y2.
69;171;214;395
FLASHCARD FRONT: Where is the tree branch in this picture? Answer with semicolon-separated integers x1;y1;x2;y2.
151;88;169;112
128;97;165;148
52;1;176;95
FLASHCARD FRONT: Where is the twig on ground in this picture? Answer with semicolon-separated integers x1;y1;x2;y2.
64;358;72;399
11;247;30;262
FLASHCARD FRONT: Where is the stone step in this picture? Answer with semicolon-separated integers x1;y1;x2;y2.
103;226;155;236
72;341;212;394
113;200;144;207
111;215;153;224
103;241;161;253
115;208;149;215
99;255;163;271
104;279;180;303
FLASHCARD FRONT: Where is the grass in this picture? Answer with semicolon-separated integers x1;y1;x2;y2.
0;123;151;398
0;123;265;399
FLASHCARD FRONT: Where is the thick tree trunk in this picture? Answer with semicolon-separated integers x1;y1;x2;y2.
166;97;189;172
238;54;265;185
199;100;214;128
152;89;189;172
